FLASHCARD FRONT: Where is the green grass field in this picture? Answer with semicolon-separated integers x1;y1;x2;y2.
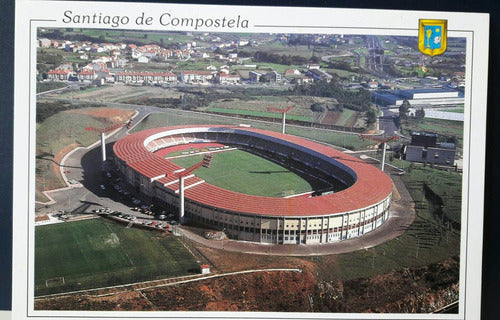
437;107;465;114
400;162;462;224
315;165;462;281
330;108;358;127
171;149;313;197
35;218;199;296
36;81;67;94
206;107;312;122
131;113;374;151
35;106;115;201
402;118;463;137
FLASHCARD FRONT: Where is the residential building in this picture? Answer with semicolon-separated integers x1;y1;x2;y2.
290;76;314;85
216;72;241;84
249;71;263;82
77;69;97;82
46;69;72;81
137;56;150;63
38;38;51;48
263;71;282;82
180;70;214;84
306;68;333;82
284;69;301;77
115;71;177;84
307;63;321;70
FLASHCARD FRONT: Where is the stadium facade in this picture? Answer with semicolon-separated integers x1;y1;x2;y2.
113;125;393;245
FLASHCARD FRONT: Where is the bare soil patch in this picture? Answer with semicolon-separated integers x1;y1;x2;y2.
321;111;341;125
34;253;458;313
144;270;316;312
35;291;153;311
66;108;135;124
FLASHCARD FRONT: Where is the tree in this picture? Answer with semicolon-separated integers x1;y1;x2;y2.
310;103;326;112
366;109;377;125
399;99;411;120
310;55;320;64
415;108;425;119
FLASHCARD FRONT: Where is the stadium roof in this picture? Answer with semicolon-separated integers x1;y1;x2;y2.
113;125;393;217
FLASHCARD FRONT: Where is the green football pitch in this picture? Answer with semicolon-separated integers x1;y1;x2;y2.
170;149;314;197
35;218;199;296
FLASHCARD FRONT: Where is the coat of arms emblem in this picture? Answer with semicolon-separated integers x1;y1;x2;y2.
419;19;448;56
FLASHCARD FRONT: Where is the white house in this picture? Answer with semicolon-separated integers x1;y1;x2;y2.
77;69;97;82
216;72;241;84
181;70;214;84
46;69;72;81
115;71;177;84
138;56;150;63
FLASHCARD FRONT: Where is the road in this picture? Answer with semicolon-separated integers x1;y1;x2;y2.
366;35;386;76
378;108;400;136
36;106;153;218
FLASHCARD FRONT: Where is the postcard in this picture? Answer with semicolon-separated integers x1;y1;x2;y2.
13;1;489;319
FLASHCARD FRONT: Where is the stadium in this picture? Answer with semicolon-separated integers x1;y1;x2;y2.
113;125;393;245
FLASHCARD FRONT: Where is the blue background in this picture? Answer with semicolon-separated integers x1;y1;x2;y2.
424;25;442;49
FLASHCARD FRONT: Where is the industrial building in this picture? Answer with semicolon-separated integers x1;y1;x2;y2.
405;132;456;165
372;88;464;106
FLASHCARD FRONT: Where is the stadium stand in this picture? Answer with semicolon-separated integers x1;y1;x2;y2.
113;125;393;245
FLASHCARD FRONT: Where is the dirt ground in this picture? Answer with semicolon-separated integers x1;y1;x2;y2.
145;270;317;312
34;256;459;313
35;291;153;311
194;243;318;274
66;108;135;124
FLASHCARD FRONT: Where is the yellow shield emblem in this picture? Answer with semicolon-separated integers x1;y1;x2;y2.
418;19;447;57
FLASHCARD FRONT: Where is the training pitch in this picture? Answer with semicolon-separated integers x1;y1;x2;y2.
35;218;200;296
